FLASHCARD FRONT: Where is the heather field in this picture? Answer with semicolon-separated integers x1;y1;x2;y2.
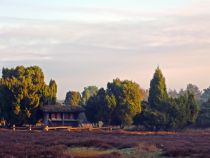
0;129;210;158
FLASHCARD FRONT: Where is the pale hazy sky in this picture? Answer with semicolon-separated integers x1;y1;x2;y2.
0;0;210;99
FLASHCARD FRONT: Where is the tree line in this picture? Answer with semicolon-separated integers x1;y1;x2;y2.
0;65;209;130
65;67;208;130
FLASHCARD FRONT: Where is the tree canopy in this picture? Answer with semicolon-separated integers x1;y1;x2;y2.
0;65;204;130
135;67;199;130
148;67;168;108
64;91;81;106
81;86;98;106
0;66;57;125
201;87;210;103
85;79;143;126
196;98;210;127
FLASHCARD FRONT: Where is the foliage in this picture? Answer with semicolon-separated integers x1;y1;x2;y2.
169;84;202;104
81;86;98;106
201;87;210;103
107;79;142;126
64;91;81;106
135;67;199;130
0;65;203;130
0;66;57;125
169;92;199;129
40;79;57;105
186;84;202;102
171;84;202;104
85;88;109;124
48;80;57;104
148;67;168;108
196;99;210;127
168;89;179;98
86;79;143;126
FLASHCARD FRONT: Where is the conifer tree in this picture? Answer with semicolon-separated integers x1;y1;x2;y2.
49;79;57;104
148;67;168;108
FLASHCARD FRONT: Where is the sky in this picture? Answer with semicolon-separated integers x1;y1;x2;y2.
0;0;210;99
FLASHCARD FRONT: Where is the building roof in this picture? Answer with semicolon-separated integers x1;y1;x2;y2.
42;104;85;113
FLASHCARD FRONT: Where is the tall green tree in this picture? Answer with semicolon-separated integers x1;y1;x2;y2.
136;68;199;130
108;79;143;126
85;88;113;124
48;79;57;104
0;66;57;125
39;80;57;105
187;92;199;123
148;67;168;108
86;79;143;126
64;91;81;106
81;86;98;106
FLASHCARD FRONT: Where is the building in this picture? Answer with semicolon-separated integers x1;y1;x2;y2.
42;104;86;127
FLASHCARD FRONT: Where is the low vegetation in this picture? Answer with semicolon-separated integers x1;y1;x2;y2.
0;130;210;158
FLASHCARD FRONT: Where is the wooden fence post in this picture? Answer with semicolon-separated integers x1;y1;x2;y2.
13;124;15;131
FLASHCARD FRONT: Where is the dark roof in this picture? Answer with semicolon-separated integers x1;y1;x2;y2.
42;104;85;113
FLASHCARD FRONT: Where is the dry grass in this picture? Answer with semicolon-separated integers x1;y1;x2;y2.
63;147;118;158
111;130;176;135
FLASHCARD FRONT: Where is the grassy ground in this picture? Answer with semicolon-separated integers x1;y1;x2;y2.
0;129;210;158
64;145;162;158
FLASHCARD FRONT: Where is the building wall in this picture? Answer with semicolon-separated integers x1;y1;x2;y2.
44;112;81;127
